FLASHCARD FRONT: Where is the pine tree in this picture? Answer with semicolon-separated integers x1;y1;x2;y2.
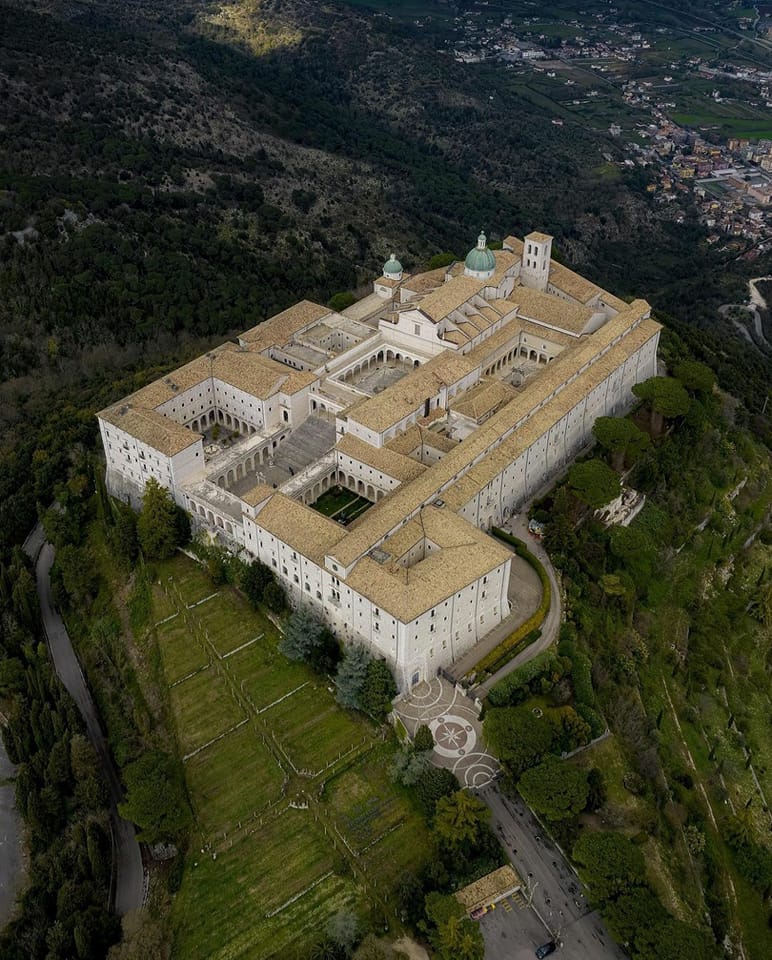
335;645;371;709
136;478;179;560
279;606;326;661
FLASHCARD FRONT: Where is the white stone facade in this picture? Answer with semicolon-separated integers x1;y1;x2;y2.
98;229;661;689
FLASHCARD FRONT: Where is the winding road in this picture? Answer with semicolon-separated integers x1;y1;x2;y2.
476;515;563;697
719;276;772;349
24;524;144;916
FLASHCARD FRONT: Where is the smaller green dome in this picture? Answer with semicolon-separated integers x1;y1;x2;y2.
464;230;496;275
383;253;402;276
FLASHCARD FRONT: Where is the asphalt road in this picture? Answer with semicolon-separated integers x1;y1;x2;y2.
0;741;25;928
479;784;627;960
24;524;144;916
478;515;563;697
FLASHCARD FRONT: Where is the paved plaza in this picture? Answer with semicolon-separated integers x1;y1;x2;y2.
393;677;499;787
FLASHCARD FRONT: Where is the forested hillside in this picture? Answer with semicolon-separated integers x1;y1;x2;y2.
1;0;771;392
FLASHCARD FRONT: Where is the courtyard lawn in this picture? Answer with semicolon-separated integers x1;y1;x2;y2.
311;486;372;520
268;682;374;772
173;809;356;960
184;721;286;835
169;667;246;757
225;639;309;710
156;618;209;684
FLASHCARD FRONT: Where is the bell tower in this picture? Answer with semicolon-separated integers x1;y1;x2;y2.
520;231;553;291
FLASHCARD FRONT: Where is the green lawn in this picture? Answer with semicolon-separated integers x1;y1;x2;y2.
311;486;372;520
152;582;178;622
184;720;286;835
225;639;309;710
151;554;431;958
169;667;245;756
156;618;209;684
673;112;772;139
326;745;431;896
159;560;217;606
172;809;355;960
196;593;262;657
269;682;374;772
326;745;418;852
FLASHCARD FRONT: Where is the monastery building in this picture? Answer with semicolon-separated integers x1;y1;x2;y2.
98;230;660;689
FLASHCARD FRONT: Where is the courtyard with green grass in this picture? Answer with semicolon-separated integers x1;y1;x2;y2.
151;554;430;960
311;485;373;522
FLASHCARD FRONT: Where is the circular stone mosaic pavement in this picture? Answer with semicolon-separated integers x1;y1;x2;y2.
393;678;499;788
429;715;477;758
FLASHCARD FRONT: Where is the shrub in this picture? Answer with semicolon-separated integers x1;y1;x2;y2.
576;703;605;739
486;650;570;708
570;651;596;707
518;757;589;821
263;580;287;613
413;724;434;752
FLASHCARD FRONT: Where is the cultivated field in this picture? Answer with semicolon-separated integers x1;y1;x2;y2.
151;554;429;960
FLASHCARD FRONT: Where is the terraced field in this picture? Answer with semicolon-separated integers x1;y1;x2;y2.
152;554;430;960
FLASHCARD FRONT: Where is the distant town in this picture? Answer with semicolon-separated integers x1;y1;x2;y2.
442;2;772;253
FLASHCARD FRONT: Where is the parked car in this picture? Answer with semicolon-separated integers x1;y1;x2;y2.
535;942;556;959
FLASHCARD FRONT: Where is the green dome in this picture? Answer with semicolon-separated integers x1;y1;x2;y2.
383;253;402;276
464;231;496;275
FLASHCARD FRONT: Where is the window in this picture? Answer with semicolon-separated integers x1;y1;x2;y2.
414;324;421;336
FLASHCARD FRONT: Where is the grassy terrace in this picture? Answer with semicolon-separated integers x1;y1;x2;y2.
151;554;429;960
